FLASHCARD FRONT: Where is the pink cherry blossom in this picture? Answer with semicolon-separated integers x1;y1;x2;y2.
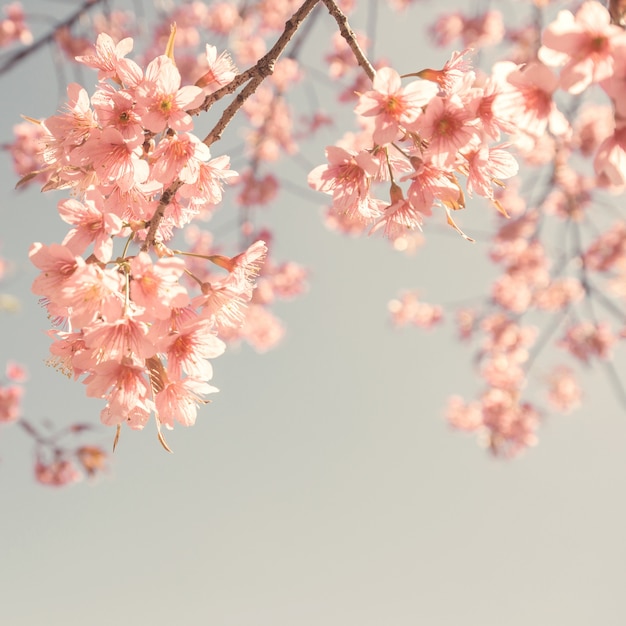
35;459;81;487
560;321;616;363
58;191;124;262
129;253;190;320
388;290;443;328
546;366;582;413
138;55;204;133
355;67;437;145
195;44;238;92
415;95;480;168
539;1;626;94
75;32;141;85
155;378;219;428
0;2;32;47
0;383;22;422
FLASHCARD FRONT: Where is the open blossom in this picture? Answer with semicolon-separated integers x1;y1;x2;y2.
178;154;239;209
414;95;480;168
539;1;626;94
195;44;238;92
371;184;427;238
58;191;124;262
43;83;97;158
129;252;190;320
76;32;141;85
155;378;218;428
308;146;379;217
70;127;149;192
355;67;437;145
90;86;147;147
150;131;211;185
86;357;153;429
138;55;204;132
492;61;570;141
155;316;225;380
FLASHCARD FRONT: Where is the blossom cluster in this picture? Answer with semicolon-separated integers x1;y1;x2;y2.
308;50;519;246
392;0;626;456
27;33;267;444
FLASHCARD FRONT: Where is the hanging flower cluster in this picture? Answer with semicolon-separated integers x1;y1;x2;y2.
27;33;266;448
308;50;520;245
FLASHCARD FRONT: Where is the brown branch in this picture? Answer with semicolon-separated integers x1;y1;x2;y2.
321;0;375;81
0;0;107;76
144;0;322;249
202;0;322;148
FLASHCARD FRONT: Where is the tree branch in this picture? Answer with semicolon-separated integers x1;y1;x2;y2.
321;0;375;81
0;0;106;76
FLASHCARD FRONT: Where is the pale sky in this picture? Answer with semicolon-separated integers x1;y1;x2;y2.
2;1;626;624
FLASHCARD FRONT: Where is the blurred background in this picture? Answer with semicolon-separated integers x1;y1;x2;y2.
1;1;626;624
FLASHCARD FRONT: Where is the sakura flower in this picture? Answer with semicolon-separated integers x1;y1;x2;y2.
445;395;483;432
70;127;149;192
415;49;475;95
195;44;238;92
5;361;27;383
533;278;585;311
308;146;379;217
155;316;225;380
138;55;204;133
86;357;152;428
355;67;437;145
546;366;582;413
9;121;47;182
155;377;219;428
129;252;190;320
414;95;480;168
559;321;616;363
35;459;81;487
481;390;540;458
58;191;124;262
370;184;426;239
75;32;141;86
0;2;32;47
462;144;518;201
593;125;626;187
29;241;80;302
150;131;211;185
238;304;285;352
492;61;570;141
388;290;443;328
90;86;147;147
539;1;626;94
42;83;97;157
0;383;22;422
178;154;239;210
237;171;279;206
82;316;155;364
59;263;125;328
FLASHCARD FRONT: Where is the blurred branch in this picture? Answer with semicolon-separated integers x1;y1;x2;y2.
0;0;106;76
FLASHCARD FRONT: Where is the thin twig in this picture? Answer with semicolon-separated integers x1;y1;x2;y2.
144;0;321;249
202;0;321;148
321;0;375;81
0;0;106;76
